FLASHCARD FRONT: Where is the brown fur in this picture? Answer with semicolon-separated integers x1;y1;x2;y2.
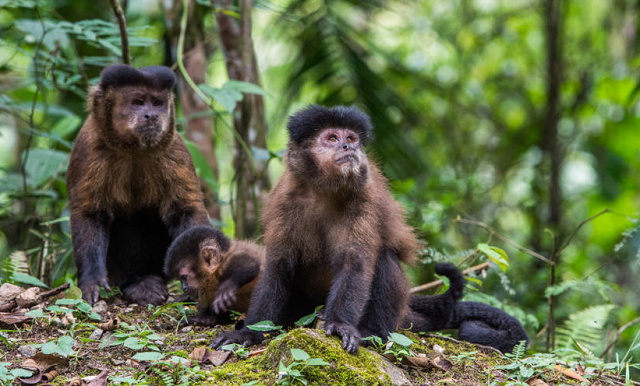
68;65;209;305
212;109;420;353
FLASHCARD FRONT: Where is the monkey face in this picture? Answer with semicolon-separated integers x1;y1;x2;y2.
179;264;199;298
314;128;366;177
111;87;172;149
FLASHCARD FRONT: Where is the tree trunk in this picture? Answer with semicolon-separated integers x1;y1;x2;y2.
169;1;221;220
213;0;271;238
543;0;563;352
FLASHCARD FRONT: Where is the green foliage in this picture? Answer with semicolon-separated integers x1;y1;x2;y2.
556;305;616;353
221;343;250;358
276;348;329;386
40;335;75;357
0;362;33;384
294;305;324;327
102;322;163;352
246;320;283;332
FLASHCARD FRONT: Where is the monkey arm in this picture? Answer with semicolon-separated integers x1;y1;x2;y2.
323;252;374;354
211;255;291;349
70;210;112;305
213;255;261;314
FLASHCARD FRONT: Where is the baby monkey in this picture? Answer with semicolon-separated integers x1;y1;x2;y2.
164;226;265;326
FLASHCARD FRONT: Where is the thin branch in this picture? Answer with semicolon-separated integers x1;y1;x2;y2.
600;316;640;358
557;208;610;256
108;0;130;64
457;218;554;265
410;262;491;294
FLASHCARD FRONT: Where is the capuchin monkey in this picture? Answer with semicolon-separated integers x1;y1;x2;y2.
67;64;210;306
211;105;458;353
164;226;265;326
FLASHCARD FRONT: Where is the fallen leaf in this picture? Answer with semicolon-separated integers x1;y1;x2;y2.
0;312;31;325
204;350;230;367
67;377;81;386
189;346;208;362
528;379;549;386
401;356;432;368
97;316;121;331
86;369;109;386
432;356;453;371
249;348;266;357
42;369;58;382
18;367;43;384
554;365;583;381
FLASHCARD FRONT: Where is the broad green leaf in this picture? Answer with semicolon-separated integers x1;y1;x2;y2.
132;351;163;361
306;358;329;366
199;84;241;113
246;320;281;331
10;368;33;378
22;148;69;188
51;115;81;139
294;305;323;327
123;337;143;350
10;273;48;288
388;332;413;347
77;302;92;314
25;309;46;318
477;243;509;272
56;298;81;306
290;348;310;361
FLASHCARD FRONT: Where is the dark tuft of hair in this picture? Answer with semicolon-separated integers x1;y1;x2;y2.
99;64;177;91
164;226;231;278
287;105;373;145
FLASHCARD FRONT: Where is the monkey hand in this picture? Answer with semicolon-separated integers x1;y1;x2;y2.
211;329;264;350
213;281;239;314
79;275;111;305
122;275;168;306
325;321;361;354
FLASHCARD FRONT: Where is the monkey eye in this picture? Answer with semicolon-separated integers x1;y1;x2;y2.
346;136;355;143
328;135;338;142
152;99;163;107
132;99;144;106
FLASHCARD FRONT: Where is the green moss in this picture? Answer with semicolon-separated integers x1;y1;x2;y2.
200;328;393;386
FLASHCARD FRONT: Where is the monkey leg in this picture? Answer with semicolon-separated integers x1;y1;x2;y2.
121;275;168;306
357;249;409;343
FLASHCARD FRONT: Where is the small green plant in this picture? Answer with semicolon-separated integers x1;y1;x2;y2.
276;348;329;386
220;343;250;358
103;322;163;352
294;305;324;327
383;333;414;362
451;350;478;363
0;362;33;384
29;335;76;358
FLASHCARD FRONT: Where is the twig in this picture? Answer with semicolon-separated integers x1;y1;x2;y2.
0;283;69;312
556;208;610;256
41;283;70;298
410;262;491;293
600;316;640;358
457;218;554;265
108;0;130;64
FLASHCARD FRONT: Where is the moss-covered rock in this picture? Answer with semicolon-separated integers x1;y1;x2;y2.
202;328;401;386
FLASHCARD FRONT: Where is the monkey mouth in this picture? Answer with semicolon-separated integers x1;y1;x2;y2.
335;154;358;165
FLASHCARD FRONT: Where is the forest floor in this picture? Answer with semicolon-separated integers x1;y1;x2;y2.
0;284;631;385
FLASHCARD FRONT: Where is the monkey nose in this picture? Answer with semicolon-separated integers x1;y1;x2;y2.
145;113;159;121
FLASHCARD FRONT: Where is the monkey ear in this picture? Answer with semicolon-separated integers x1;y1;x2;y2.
200;245;222;272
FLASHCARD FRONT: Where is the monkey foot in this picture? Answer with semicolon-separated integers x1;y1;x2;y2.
122;275;168;306
325;321;361;354
211;329;264;350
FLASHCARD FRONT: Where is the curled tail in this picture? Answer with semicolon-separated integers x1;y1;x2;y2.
447;301;529;353
405;262;464;331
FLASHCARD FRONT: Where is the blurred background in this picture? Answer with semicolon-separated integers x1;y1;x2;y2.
0;0;639;365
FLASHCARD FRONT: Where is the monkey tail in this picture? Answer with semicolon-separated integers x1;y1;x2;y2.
406;262;465;331
445;301;529;353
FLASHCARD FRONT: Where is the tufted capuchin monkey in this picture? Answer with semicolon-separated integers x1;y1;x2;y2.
67;64;210;306
211;105;467;353
164;226;265;326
